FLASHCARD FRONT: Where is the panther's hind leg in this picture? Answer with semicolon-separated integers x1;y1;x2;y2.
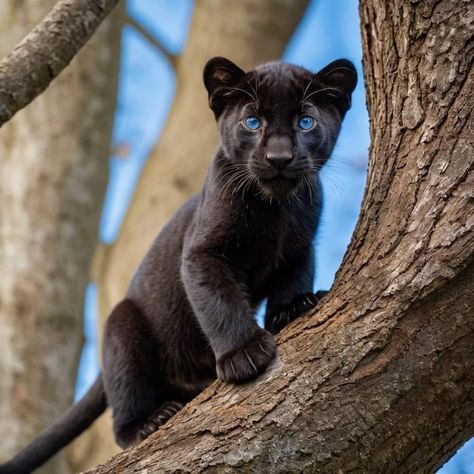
137;400;185;441
102;299;166;448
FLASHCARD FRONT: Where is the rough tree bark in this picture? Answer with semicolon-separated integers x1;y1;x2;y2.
0;2;122;474
87;0;473;472
0;0;121;127
79;1;308;469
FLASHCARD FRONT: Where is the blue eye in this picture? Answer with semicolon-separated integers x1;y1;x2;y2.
298;115;315;130
245;116;261;130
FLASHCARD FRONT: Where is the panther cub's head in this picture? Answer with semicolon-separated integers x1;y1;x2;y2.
203;57;357;200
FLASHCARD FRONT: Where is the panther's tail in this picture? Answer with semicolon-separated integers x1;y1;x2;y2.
0;375;107;474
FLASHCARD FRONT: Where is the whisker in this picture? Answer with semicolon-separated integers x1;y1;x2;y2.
247;80;260;108
304;87;339;102
304;174;314;204
302;79;313;102
222;86;258;103
216;165;253;202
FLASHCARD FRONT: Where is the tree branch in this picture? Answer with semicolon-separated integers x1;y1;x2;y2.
125;14;178;69
88;266;474;473
0;0;121;128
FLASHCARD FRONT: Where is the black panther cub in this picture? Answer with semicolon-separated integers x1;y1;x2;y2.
0;56;356;473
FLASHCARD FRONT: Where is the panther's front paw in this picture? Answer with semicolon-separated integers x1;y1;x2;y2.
216;329;276;384
266;290;328;334
291;290;327;314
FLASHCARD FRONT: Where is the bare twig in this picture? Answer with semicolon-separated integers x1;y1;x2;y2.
125;14;178;69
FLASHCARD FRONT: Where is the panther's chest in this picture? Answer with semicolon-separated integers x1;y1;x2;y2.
220;225;291;293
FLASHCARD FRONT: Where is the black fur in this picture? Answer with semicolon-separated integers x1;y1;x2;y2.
0;57;356;473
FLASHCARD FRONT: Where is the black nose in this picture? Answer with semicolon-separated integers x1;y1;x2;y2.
265;151;293;171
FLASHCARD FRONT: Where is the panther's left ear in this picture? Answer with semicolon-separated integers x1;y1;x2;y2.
316;59;358;113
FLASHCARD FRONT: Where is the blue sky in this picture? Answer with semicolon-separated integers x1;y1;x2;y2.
75;1;473;471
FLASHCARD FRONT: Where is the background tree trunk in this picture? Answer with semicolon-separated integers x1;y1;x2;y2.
87;0;473;472
77;1;309;470
0;2;122;473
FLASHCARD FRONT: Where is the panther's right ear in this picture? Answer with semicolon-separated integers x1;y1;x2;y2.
203;57;245;118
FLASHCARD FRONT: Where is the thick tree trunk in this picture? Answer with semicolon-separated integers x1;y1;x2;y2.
80;1;309;469
87;0;473;472
0;3;122;473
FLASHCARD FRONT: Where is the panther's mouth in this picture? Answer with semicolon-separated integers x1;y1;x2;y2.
258;174;299;198
260;173;296;183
